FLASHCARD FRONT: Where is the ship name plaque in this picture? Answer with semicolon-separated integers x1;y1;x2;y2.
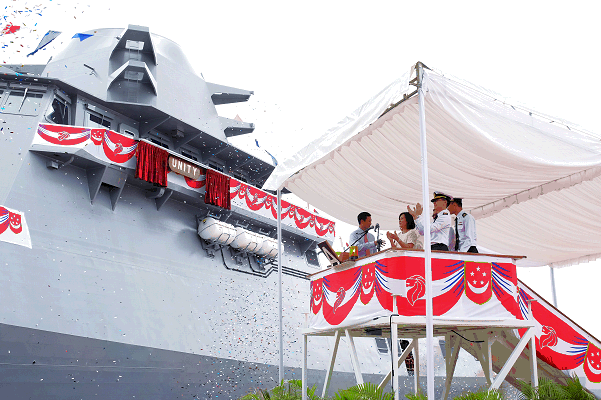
168;156;202;180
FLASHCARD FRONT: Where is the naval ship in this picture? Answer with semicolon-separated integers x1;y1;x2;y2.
0;25;489;399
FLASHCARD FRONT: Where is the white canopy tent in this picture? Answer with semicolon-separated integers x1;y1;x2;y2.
265;64;601;268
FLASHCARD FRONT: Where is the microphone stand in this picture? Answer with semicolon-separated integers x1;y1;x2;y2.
343;227;374;253
376;225;381;252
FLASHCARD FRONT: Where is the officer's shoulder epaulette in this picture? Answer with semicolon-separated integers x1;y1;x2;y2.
462;212;467;217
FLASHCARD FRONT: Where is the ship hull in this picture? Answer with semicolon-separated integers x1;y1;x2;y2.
1;322;509;399
0;134;498;399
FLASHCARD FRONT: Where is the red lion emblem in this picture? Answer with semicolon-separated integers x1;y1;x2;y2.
37;125;90;146
406;275;425;306
539;326;558;349
333;287;346;314
57;131;70;141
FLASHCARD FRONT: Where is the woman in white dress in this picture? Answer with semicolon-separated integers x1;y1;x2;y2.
387;212;423;250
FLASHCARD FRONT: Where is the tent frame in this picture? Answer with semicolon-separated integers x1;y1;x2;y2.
273;60;599;397
416;60;437;400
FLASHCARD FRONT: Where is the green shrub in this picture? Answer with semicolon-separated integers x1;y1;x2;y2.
334;382;393;400
405;389;427;400
240;379;321;400
453;387;503;400
518;376;595;400
239;374;596;400
562;376;596;400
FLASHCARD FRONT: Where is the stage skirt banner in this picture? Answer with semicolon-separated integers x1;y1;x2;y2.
0;206;32;249
309;251;520;331
516;283;601;387
230;179;335;241
33;124;138;168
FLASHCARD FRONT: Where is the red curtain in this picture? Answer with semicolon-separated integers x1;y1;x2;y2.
135;141;169;187
204;169;231;210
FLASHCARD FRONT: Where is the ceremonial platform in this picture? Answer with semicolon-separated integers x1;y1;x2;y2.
300;249;539;400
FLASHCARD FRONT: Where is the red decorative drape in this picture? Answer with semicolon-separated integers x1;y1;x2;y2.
135;141;169;187
204;169;231;210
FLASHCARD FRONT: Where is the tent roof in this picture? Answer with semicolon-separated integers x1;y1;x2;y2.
264;65;601;268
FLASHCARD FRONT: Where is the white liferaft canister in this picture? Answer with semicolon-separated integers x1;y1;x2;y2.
197;217;236;246
256;237;278;258
230;227;262;253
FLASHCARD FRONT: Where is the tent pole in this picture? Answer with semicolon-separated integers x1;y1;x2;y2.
277;188;284;382
549;266;558;307
417;61;435;400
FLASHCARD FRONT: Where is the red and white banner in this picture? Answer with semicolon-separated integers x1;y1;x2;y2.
517;283;601;386
230;179;335;240
32;124;334;240
168;172;334;240
33;124;138;168
167;170;207;191
0;206;31;249
309;252;520;331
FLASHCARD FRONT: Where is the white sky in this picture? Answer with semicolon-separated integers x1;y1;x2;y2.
3;0;600;336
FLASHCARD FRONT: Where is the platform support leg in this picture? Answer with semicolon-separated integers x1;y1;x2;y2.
487;335;494;384
442;334;462;400
345;329;364;385
413;337;420;395
322;330;341;398
302;334;308;400
378;338;415;390
472;331;491;385
490;327;534;390
392;323;399;400
530;329;538;388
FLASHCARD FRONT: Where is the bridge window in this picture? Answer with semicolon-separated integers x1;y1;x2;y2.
125;40;144;51
45;97;70;125
124;71;144;81
150;138;169;149
305;249;319;267
208;162;224;173
375;338;405;356
233;171;247;183
87;112;111;129
181;151;198;161
375;338;388;354
1;89;43;115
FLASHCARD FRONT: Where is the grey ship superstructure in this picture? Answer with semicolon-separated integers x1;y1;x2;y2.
0;25;486;399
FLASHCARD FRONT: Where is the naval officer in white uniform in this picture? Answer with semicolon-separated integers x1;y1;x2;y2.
448;197;478;253
407;192;452;251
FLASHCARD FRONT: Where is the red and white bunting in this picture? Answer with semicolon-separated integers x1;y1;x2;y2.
33;124;138;168
230;179;335;240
